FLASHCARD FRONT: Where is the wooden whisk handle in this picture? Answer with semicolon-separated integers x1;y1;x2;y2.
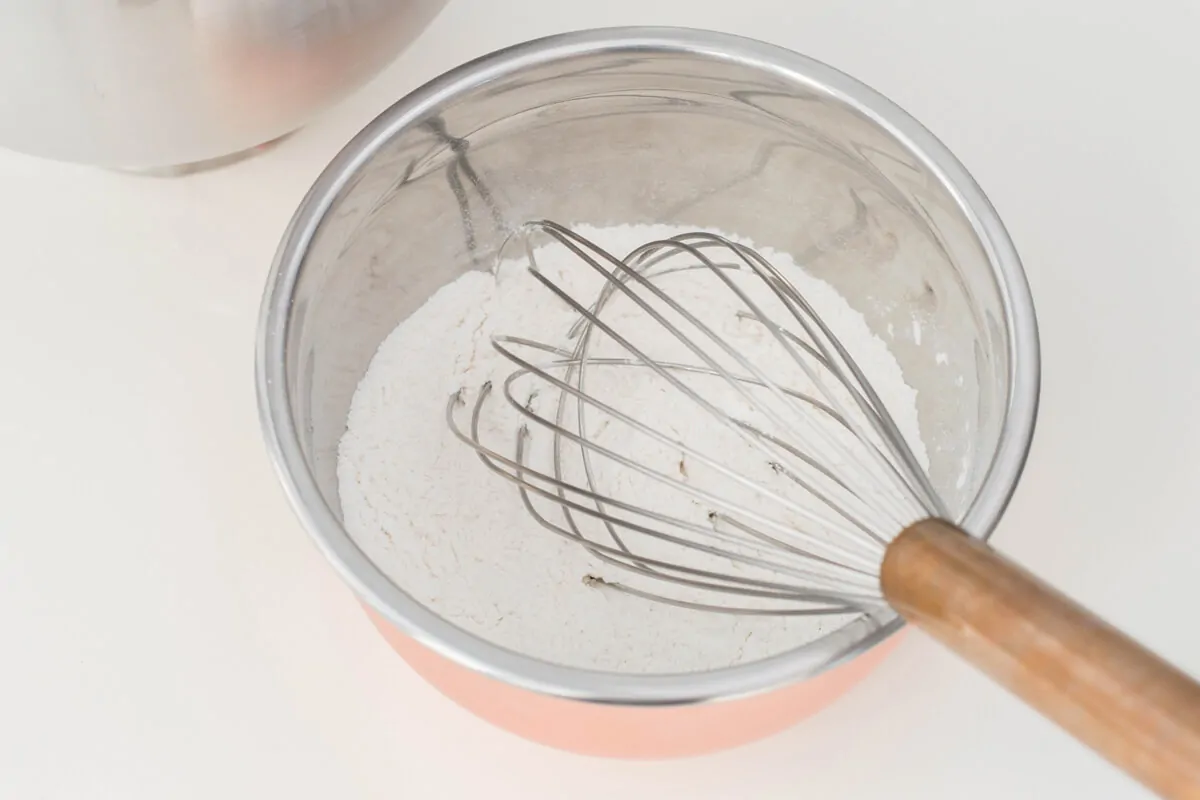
881;518;1200;799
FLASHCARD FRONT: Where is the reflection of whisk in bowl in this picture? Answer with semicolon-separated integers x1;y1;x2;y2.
451;221;1200;797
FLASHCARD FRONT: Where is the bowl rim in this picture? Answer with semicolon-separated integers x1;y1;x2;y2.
256;25;1041;705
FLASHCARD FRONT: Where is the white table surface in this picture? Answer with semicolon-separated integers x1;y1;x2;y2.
2;1;1198;797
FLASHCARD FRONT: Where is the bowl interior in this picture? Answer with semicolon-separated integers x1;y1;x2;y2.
293;48;1008;521
266;30;1030;696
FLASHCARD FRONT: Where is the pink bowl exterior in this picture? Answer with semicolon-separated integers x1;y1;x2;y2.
364;605;901;758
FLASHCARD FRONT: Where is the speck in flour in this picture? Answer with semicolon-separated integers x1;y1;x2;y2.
337;223;924;674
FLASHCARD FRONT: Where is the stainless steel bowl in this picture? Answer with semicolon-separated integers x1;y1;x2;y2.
257;27;1040;709
0;0;446;169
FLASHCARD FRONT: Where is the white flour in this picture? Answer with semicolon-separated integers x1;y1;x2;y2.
337;223;925;674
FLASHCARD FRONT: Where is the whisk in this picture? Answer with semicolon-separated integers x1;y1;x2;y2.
447;220;1200;799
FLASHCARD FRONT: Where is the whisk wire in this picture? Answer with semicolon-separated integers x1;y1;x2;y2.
451;221;941;616
446;387;882;607
667;232;932;523
727;239;943;517
492;336;890;548
525;222;903;543
491;346;884;571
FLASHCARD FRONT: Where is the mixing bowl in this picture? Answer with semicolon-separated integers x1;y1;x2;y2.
257;27;1040;757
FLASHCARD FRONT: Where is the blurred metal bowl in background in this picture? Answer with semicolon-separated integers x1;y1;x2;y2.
0;0;447;171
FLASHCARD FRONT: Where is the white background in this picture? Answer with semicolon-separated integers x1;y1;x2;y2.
2;1;1198;797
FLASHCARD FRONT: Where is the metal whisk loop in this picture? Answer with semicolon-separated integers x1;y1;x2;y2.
445;388;880;614
447;221;944;614
524;222;905;540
